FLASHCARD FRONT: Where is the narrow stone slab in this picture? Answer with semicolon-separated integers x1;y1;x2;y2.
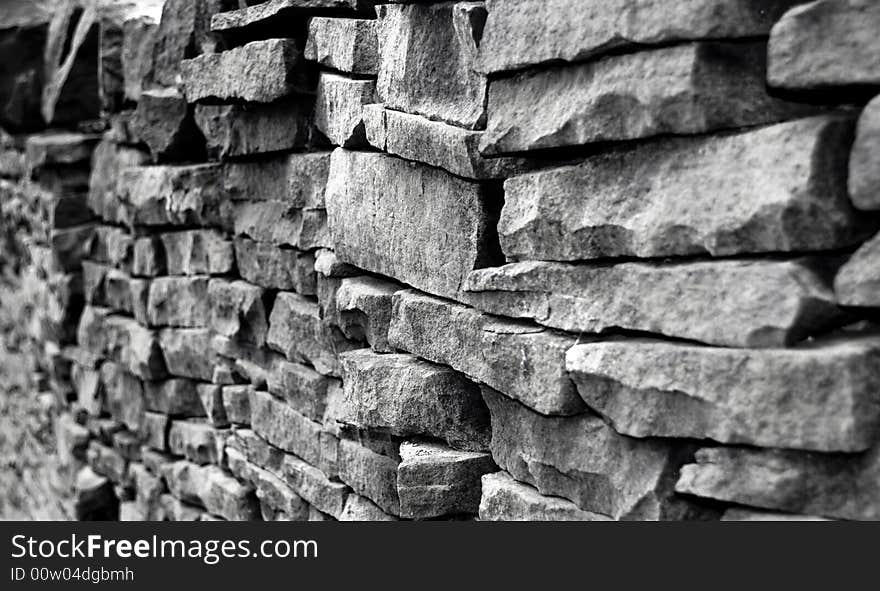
233;202;330;251
376;2;487;129
234;238;316;295
482;387;702;521
480;42;812;155
389;290;583;416
160;230;234;276
208;279;269;347
498;115;863;261
151;0;228;87
676;444;880;521
835;231;880;306
333;276;400;353
194;99;311;159
479;472;611;521
363;105;533;180
768;0;880;90
850;96;880;210
463;258;842;348
314;72;374;147
223;152;330;207
211;0;371;34
338;438;400;516
326;149;500;299
181;39;306;103
398;440;495;520
339;349;490;451
147;276;211;328
281;453;350;519
478;0;800;74
566;336;880;452
267;359;333;423
305;17;378;75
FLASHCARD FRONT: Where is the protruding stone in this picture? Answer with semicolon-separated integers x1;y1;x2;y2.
305;17;378;75
131;87;204;163
211;0;373;35
338;437;400;515
849;96;880;210
480;42;812;155
567;336;880;452
332;276;400;353
464;258;842;348
498;115;863;261
195;99;311;160
768;0;880;90
479;472;611;521
314;73;374;147
389;290;583;416
339;349;490;451
233;202;330;250
234;238;317;294
160;230;234;276
397;440;495;520
376;2;487;129
88;140;149;225
326;150;501;299
482;387;699;521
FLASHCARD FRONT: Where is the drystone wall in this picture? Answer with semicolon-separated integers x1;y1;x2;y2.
2;0;880;521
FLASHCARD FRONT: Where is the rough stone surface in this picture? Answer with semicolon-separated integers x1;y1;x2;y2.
768;0;880;90
479;472;611;521
144;380;206;418
222;152;330;208
208;280;268;346
339;349;490;451
211;0;372;35
194;100;311;159
332;276;400;352
233;202;330;250
498;115;864;261
338;438;400;515
147;276;211;328
78;307;166;380
566;336;880;452
160;230;234;277
314;73;374;148
389;290;583;416
849;96;880;210
158;329;216;381
326;150;501;299
131;88;204;163
119;164;228;228
234;238;316;294
480;42;813;155
464;258;842;348
835;231;880;306
305;17;378;75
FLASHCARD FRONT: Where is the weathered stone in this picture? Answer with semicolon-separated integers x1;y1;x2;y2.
88;139;149;224
78;307;167;380
194;99;311;160
338;437;400;515
162;460;260;520
480;42;812;155
836;231;880;307
267;292;357;376
208;280;268;346
159;329;216;381
305;17;377;75
389;290;583;416
397;440;495;519
314;249;359;278
100;363;145;432
160;230;234;276
850;96;880;210
676;444;880;521
122;15;158;102
132;237;165;278
182;39;307;104
89;226;133;269
143;379;206;418
567;336;880;452
326;150;500;299
376;2;487;129
479;0;800;74
141;412;169;451
226;448;310;520
482;387;697;521
147;276;211;328
339;494;398;521
464;258;842;348
314;73;374;147
363;105;532;180
332;276;400;352
267;360;332;423
339;349;490;451
281;453;349;519
498;115;863;261
211;0;372;35
83;264;150;323
250;390;335;473
768;0;880;90
222;385;252;426
131;87;204;163
119;164;228;227
234;238;316;294
196;384;229;427
479;471;611;521
72;363;102;416
168;420;225;465
234;202;330;250
223;152;330;208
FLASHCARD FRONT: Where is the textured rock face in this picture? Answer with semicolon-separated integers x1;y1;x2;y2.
194;100;311;159
464;259;842;348
208;280;268;346
131;88;203;163
332;276;399;352
376;2;487;129
481;388;696;521
326;150;501;300
479;0;801;74
389;290;583;416
78;307;166;380
339;349;490;451
314;73;375;147
234;238;316;294
676;445;880;521
181;39;306;103
566;337;880;452
480;42;812;155
119;165;227;228
211;0;371;35
223;152;330;207
498;116;862;261
338;438;399;515
305;17;377;75
160;230;234;277
147;277;211;328
835;232;880;306
479;472;611;521
768;0;880;89
850;96;880;210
